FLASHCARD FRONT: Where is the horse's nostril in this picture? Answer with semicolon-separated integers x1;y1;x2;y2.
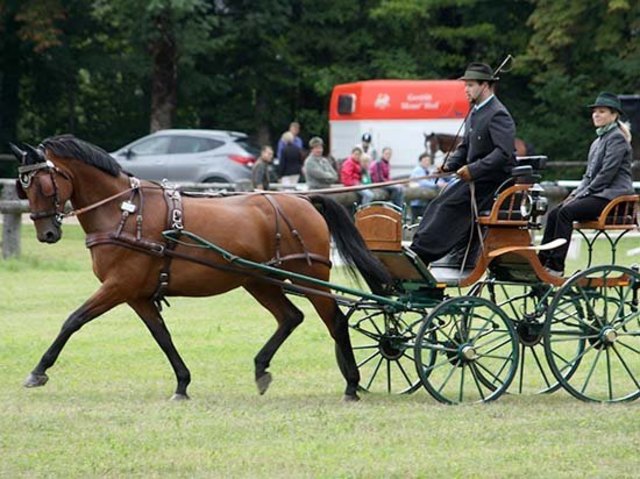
45;231;56;242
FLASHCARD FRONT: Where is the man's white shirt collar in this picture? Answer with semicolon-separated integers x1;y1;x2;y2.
474;94;495;111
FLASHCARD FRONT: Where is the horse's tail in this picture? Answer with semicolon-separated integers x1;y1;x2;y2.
310;195;391;295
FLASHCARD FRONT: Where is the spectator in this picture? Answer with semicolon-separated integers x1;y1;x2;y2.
303;137;338;189
369;147;404;207
358;132;378;162
360;154;373;185
409;152;439;221
340;146;374;205
276;121;304;159
278;131;303;186
252;145;278;190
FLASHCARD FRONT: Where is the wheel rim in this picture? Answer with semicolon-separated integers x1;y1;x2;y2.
414;296;518;404
544;265;640;403
342;303;425;394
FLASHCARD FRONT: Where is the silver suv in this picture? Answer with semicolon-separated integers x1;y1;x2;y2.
111;129;259;183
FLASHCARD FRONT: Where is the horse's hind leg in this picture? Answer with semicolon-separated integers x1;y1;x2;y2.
244;283;304;395
304;291;360;402
128;299;191;400
24;283;124;388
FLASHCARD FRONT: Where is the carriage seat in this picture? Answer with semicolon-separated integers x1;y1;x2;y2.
354;204;437;284
354;204;403;251
573;194;639;231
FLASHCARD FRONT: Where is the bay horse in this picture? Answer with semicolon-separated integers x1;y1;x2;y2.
424;132;533;158
10;135;391;401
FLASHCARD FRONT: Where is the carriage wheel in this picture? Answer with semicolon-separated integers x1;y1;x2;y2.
474;283;582;395
339;302;427;394
544;265;640;403
414;296;518;404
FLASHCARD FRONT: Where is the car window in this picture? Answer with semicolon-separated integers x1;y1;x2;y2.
131;136;172;155
169;136;224;154
234;138;260;156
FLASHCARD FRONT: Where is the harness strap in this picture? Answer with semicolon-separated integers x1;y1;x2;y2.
85;231;339;302
263;194;314;266
152;186;185;310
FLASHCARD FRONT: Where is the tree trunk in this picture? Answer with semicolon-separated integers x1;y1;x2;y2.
254;88;271;147
149;9;177;133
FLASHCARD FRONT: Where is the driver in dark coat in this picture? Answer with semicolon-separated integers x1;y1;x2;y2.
411;62;516;265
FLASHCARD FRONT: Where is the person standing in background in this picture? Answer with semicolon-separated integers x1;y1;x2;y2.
252;145;278;190
276;121;303;160
278;131;303;185
359;133;378;162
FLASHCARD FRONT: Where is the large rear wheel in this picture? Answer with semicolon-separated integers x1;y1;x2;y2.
414;296;518;404
544;265;640;403
475;282;580;395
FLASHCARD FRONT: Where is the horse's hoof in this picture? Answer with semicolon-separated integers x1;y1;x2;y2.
342;393;360;402
23;373;49;388
170;393;190;401
256;372;272;395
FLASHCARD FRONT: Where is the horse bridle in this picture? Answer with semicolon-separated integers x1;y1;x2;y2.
17;157;71;226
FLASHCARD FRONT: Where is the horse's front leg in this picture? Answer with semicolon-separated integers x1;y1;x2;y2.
24;283;125;388
127;299;191;400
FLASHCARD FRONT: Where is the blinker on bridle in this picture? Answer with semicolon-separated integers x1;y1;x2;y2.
17;155;70;226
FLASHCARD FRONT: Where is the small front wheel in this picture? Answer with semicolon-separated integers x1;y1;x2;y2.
414;296;519;404
340;302;426;394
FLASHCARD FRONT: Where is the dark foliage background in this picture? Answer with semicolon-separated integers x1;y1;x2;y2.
1;0;638;176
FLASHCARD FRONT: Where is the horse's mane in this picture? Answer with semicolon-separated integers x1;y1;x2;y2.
41;134;123;177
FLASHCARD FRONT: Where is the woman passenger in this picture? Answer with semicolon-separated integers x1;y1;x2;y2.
539;92;634;276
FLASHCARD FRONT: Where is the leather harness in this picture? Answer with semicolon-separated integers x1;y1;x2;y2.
85;183;331;310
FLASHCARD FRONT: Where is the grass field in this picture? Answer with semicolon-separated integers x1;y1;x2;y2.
1;225;639;478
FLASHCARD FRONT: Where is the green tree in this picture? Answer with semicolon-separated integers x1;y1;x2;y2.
521;0;640;162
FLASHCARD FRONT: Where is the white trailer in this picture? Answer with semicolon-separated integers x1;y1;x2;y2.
329;80;468;177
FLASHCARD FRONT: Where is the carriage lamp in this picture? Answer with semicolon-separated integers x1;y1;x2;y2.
519;183;547;229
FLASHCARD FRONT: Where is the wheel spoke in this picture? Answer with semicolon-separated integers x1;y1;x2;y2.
474;331;512;350
616;339;640;355
458;363;466;403
478;336;512;357
365;356;384;390
474;359;507;388
606;347;613;401
356;350;380;368
395;357;415;388
611;345;640;390
436;363;458;394
469;364;486;401
530;345;553;388
518;343;526;394
580;348;602;394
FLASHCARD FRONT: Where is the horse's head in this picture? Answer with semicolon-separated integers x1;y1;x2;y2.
10;143;73;243
423;132;437;157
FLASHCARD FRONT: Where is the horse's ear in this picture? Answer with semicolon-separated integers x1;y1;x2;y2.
9;143;26;163
24;143;45;163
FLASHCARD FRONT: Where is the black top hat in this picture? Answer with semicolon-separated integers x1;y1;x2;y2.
458;62;499;82
588;92;623;114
